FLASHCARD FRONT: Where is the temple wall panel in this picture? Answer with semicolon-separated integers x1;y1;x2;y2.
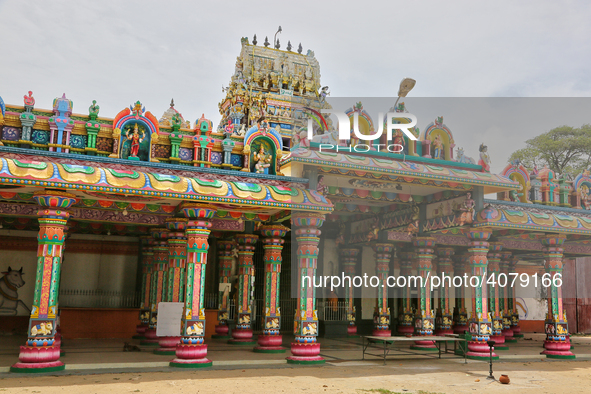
0;233;139;317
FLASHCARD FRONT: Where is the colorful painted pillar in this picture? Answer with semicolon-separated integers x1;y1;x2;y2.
373;243;394;337
340;248;360;337
255;224;290;353
453;255;469;334
142;228;169;346
499;251;515;342
229;233;259;345
11;191;76;373
155;219;188;355
465;228;497;360
487;242;507;350
170;203;216;368
212;239;235;339
397;250;415;336
135;236;154;339
540;235;575;359
508;255;522;337
411;237;437;351
288;212;325;364
435;247;455;336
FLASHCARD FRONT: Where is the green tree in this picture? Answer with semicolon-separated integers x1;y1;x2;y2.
509;125;591;179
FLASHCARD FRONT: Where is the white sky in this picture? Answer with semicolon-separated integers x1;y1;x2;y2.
1;0;591;173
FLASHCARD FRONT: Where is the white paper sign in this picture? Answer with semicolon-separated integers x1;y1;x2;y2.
156;302;184;337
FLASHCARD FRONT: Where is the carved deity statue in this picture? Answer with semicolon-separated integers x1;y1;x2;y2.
126;123;144;158
316;175;328;196
253;146;272;174
478;144;491;172
393;129;404;150
89;100;100;120
431;134;444;159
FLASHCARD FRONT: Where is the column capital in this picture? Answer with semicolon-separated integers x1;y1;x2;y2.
260;224;290;238
465;227;493;242
179;203;216;220
539;234;567;248
150;227;169;240
217;239;236;252
165;217;189;232
33;190;77;209
236;233;259;247
291;212;325;229
413;237;436;264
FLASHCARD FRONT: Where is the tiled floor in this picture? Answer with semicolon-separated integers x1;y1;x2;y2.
2;333;590;375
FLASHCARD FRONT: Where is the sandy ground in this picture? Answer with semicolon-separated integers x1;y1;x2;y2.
1;360;591;394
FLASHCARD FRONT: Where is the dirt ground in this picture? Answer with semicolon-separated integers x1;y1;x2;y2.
1;360;590;394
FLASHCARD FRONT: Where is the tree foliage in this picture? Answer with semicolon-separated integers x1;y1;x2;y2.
508;125;591;179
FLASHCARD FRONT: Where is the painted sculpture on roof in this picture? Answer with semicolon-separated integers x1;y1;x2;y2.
497;161;591;210
112;101;160;162
48;94;75;154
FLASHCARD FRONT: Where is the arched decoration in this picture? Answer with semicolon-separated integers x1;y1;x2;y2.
243;121;283;175
499;163;531;203
345;102;374;148
421;117;455;161
572;170;591;209
112;101;160;162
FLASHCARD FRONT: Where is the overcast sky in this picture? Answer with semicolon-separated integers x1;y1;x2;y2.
1;0;590;173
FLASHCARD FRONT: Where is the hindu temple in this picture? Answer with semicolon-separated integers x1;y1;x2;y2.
1;35;590;373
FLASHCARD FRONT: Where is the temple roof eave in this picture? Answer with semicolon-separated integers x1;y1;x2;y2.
473;201;591;235
0;158;332;213
283;149;519;194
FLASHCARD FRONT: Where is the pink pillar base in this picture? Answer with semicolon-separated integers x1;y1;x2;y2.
467;341;498;359
54;333;62;349
411;337;437;350
155;336;181;354
287;342;324;364
11;346;65;372
372;329;391;337
144;328;159;342
502;328;514;339
512;325;522;335
347;325;357;335
136;325;148;335
215;325;229;335
254;334;285;352
11;360;65;372
435;328;454;336
542;340;576;358
140;329;160;345
398;324;414;336
169;343;212;367
228;328;255;344
453;324;469;334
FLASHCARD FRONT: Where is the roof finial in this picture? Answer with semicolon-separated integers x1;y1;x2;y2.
275;38;280;49
274;26;282;49
297;43;303;54
264;36;270;47
287;41;292;51
170;98;175;108
252;34;257;46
